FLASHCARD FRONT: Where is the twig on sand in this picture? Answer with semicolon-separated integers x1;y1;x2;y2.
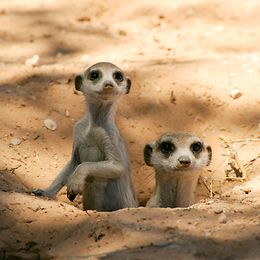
244;154;260;169
219;136;248;181
0;164;22;174
199;176;215;198
230;138;260;143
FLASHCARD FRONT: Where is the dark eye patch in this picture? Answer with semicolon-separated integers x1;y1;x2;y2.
191;142;203;153
89;70;101;81
113;71;123;82
160;141;175;154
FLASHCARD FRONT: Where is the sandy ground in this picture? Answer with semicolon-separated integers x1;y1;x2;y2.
0;0;259;259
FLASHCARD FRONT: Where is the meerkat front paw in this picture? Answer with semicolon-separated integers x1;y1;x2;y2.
66;173;85;201
32;189;56;199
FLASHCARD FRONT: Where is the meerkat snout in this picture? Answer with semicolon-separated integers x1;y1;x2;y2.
104;83;113;89
177;156;191;168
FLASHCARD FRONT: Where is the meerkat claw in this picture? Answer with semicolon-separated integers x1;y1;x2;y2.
67;192;77;202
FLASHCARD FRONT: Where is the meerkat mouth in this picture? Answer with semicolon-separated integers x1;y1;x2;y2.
89;91;118;101
177;164;191;169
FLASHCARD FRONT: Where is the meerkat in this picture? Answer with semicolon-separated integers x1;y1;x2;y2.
33;62;138;211
144;132;212;208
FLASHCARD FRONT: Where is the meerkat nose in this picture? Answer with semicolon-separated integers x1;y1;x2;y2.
178;156;191;168
104;83;113;89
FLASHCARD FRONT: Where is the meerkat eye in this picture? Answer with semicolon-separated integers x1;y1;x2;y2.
89;70;100;81
113;71;123;82
160;142;175;154
191;142;203;153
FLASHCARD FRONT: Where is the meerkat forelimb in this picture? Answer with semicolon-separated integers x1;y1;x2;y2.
144;132;212;208
33;62;137;211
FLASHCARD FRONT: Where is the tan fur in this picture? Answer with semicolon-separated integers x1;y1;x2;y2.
144;132;212;208
33;62;137;211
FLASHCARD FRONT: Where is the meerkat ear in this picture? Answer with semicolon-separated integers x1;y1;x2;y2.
126;78;131;94
206;145;212;166
75;75;83;91
144;144;153;166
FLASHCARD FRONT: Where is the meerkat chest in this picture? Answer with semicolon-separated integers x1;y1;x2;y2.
79;145;104;162
78;127;108;162
156;173;201;207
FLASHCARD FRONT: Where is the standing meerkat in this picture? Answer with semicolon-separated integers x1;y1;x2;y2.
33;62;138;211
144;132;212;208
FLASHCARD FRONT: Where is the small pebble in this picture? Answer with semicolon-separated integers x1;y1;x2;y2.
214;208;224;214
25;54;39;66
250;53;260;62
218;213;227;224
44;118;57;131
156;86;161;92
10;137;22;146
229;89;242;99
81;54;89;62
65;110;70;117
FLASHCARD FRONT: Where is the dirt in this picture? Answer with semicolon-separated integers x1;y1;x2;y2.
0;0;259;259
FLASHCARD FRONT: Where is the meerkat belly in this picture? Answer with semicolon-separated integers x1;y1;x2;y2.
79;146;105;162
79;144;125;211
84;178;124;211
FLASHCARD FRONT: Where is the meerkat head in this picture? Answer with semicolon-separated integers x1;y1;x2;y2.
144;132;212;173
74;62;131;101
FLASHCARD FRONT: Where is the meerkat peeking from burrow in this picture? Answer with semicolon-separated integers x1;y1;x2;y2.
33;62;137;211
144;132;212;208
